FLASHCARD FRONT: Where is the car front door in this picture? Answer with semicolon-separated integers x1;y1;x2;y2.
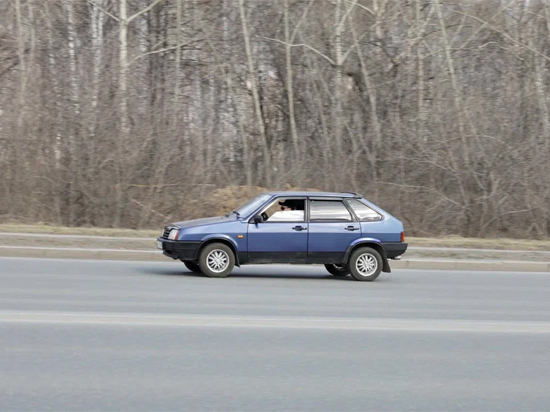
307;198;361;263
247;197;308;263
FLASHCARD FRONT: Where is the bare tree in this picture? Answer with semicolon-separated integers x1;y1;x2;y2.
0;0;548;238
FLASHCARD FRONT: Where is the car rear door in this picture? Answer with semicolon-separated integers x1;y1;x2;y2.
247;197;308;263
307;198;361;263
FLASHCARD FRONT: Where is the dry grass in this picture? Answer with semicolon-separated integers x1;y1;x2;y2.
2;187;547;250
409;236;550;251
0;224;159;238
0;224;548;251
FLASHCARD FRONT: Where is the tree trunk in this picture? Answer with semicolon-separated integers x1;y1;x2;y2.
283;0;300;165
238;0;270;186
333;0;343;153
173;0;182;130
115;0;129;226
12;0;26;215
119;0;129;138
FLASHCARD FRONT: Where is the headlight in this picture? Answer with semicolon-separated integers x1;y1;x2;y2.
168;229;179;240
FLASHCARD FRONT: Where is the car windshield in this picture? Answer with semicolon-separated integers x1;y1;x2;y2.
234;194;272;217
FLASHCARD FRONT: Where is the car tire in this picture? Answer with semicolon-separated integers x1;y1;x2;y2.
348;247;383;282
324;264;350;277
198;243;235;278
183;261;201;273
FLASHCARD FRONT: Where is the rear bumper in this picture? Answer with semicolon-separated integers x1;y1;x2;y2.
157;238;201;261
383;242;408;259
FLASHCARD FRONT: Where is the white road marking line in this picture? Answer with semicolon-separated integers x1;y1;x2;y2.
0;311;549;333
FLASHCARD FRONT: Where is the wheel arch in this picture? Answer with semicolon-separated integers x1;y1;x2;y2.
343;239;391;273
196;235;240;267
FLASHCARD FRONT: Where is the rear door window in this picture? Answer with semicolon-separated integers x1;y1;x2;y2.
309;200;353;222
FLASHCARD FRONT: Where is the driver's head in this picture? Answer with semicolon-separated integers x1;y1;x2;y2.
278;200;294;211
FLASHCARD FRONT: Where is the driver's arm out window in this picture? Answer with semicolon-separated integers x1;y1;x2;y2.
268;210;304;222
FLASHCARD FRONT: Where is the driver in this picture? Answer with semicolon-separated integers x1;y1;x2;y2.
268;200;303;221
279;201;293;211
278;199;300;211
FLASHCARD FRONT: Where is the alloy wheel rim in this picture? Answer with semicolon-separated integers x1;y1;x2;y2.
356;253;377;276
206;249;229;273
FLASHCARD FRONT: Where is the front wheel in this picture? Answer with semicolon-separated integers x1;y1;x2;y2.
198;243;235;278
183;261;201;273
348;247;383;281
324;264;350;277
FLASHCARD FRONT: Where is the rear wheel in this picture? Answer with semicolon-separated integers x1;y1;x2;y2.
199;243;235;278
348;247;382;282
324;264;350;277
183;261;201;273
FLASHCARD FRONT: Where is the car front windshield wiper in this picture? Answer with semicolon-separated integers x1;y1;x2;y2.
226;210;241;218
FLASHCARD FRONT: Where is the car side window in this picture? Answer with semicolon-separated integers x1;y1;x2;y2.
347;199;382;221
309;200;352;222
268;210;304;222
261;198;306;223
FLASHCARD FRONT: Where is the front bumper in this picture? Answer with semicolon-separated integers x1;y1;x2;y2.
157;238;201;261
383;242;408;259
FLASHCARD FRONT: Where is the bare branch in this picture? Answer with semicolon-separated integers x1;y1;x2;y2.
338;0;358;31
130;39;204;65
289;0;317;44
127;0;164;23
86;0;119;21
346;0;374;16
452;8;550;63
0;58;19;79
259;36;335;65
341;29;369;64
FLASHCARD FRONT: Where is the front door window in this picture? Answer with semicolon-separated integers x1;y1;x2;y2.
261;198;306;223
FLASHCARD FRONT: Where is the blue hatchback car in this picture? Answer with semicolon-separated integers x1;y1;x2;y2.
157;192;407;281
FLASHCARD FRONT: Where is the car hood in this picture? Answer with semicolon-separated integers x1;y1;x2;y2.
171;216;232;229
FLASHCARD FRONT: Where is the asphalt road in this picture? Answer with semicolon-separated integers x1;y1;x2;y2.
1;257;549;411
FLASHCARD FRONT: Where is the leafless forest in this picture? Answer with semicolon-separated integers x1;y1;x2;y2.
1;0;549;237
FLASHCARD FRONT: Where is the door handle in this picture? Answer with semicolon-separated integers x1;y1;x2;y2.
292;226;307;231
345;226;359;231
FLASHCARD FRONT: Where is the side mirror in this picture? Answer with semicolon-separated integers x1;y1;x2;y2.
253;214;263;224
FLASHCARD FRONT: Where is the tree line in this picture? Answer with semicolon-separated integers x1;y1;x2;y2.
0;0;549;237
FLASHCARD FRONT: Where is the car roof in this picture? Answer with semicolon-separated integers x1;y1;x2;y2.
264;191;360;198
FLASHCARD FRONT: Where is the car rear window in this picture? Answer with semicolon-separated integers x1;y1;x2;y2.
310;200;352;221
347;199;382;221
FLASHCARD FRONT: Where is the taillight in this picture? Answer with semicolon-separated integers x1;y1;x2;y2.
400;231;405;242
